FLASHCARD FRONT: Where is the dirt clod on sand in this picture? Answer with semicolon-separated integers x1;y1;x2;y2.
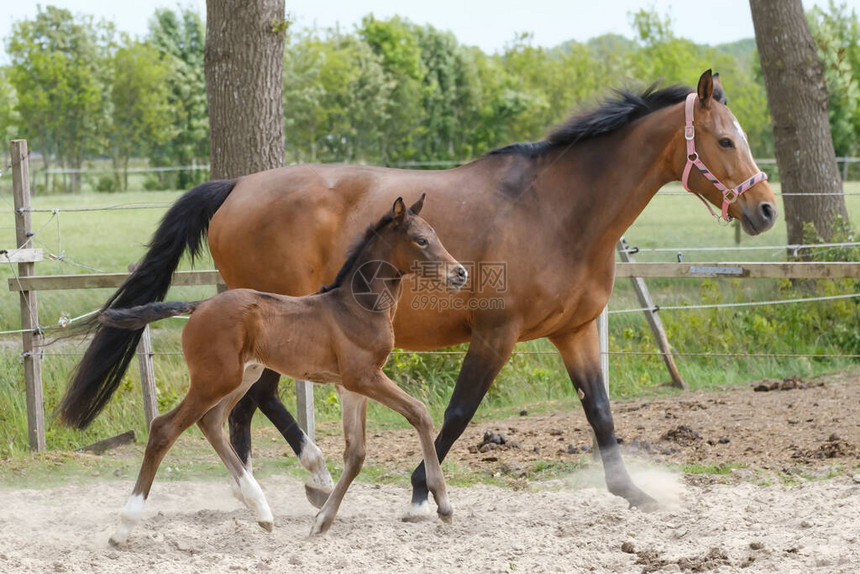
661;425;702;446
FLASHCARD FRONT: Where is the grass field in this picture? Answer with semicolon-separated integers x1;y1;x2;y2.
0;182;858;456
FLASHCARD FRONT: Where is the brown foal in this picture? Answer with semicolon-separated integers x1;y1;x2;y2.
101;196;467;545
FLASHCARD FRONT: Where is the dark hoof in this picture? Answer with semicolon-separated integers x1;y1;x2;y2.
305;483;332;509
437;509;453;524
258;520;273;532
610;483;659;512
628;492;659;512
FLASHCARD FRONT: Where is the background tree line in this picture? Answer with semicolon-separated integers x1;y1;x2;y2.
0;2;857;194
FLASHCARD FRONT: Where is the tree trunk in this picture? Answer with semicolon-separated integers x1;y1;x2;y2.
749;0;850;244
205;0;286;180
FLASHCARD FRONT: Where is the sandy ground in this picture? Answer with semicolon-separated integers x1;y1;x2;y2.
0;469;858;573
1;371;859;573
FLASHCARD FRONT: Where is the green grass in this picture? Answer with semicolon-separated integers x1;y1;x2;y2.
0;183;858;457
680;462;747;475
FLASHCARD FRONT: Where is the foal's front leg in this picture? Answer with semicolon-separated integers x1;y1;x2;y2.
310;385;367;536
346;370;453;523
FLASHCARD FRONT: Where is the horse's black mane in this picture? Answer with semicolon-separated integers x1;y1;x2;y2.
318;212;395;293
487;83;693;157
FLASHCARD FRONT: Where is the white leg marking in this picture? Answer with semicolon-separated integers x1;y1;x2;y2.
231;478;246;505
239;470;273;527
300;436;333;489
402;499;432;522
110;493;145;546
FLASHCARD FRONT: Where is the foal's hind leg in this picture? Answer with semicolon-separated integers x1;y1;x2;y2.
199;400;274;531
230;369;333;508
109;399;209;546
310;386;367;536
253;371;333;508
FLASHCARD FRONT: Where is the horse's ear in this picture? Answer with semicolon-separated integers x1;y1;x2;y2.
712;72;728;105
392;197;407;224
409;193;426;215
697;69;714;107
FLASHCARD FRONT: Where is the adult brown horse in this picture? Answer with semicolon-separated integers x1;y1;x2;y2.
59;70;777;517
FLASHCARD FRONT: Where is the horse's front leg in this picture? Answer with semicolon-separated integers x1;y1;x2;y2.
550;323;657;510
407;325;517;519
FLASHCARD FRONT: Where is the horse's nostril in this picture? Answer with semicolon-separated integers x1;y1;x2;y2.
456;266;467;279
759;202;776;222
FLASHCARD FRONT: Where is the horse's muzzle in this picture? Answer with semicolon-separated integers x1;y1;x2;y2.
740;201;778;235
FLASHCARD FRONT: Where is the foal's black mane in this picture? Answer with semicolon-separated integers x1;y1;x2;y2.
318;212;395;293
488;83;693;157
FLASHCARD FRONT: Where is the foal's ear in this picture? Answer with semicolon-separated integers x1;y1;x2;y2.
392;197;407;224
409;193;426;215
712;72;728;105
697;69;714;108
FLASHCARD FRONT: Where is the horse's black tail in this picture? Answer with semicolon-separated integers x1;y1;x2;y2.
57;179;236;429
99;301;202;330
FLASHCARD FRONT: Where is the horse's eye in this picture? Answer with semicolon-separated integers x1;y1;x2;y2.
415;238;428;247
718;138;735;149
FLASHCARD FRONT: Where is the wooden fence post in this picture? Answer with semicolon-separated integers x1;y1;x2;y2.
11;139;45;452
127;264;159;428
597;307;609;393
617;237;688;390
296;380;315;441
136;326;158;429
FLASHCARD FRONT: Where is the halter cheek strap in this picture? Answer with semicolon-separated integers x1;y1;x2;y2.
681;92;768;221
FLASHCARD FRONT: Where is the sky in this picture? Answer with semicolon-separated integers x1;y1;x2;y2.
1;0;852;57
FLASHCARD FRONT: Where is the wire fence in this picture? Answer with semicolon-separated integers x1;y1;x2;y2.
1;163;858;367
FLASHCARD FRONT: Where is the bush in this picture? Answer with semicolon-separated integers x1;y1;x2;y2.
95;175;117;193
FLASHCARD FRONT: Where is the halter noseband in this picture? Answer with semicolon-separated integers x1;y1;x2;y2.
681;92;768;222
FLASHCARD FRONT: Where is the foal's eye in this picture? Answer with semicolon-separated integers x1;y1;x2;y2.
415;238;428;247
718;138;735;149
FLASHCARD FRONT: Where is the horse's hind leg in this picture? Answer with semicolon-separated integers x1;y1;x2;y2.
228;386;257;470
109;399;206;546
251;370;333;508
199;400;274;532
310;386;367;536
550;325;657;510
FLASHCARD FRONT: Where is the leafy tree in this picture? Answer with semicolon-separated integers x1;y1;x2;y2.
284;29;391;163
147;7;209;188
0;67;20;144
808;1;860;160
108;37;173;190
282;30;326;163
359;16;425;162
6;6;108;192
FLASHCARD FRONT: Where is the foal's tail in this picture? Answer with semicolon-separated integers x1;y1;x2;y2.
99;301;202;330
57;179;236;429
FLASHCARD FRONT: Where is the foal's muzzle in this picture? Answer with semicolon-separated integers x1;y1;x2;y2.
447;264;468;289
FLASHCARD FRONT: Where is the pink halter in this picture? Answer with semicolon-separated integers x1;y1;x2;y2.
681;92;768;221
